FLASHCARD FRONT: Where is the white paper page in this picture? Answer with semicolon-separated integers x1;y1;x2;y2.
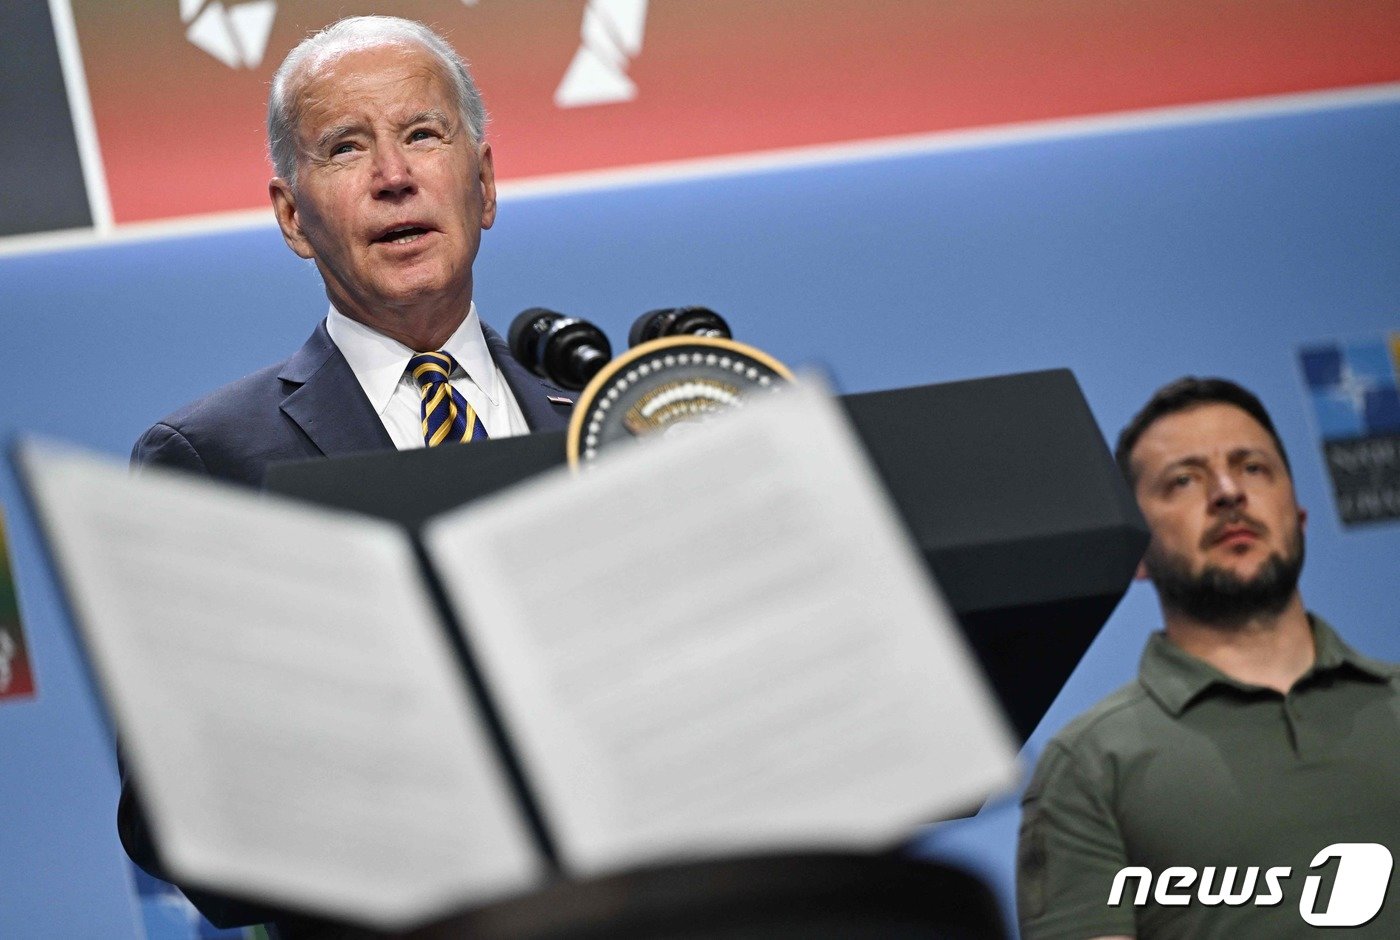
424;379;1020;875
17;443;542;928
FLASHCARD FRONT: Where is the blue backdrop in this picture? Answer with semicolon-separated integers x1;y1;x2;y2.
2;93;1397;935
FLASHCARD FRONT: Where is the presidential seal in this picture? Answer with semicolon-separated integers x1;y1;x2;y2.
566;335;794;466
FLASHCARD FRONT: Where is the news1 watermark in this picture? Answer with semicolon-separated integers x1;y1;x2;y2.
1109;843;1393;927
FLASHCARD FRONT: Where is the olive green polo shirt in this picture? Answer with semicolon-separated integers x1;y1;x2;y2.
1018;615;1400;940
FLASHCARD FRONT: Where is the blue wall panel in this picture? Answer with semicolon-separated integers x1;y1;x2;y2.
1;95;1396;935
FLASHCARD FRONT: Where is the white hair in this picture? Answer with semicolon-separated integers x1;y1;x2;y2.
267;16;488;187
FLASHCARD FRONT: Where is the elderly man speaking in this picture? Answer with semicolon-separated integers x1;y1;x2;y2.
131;15;574;488
121;16;574;934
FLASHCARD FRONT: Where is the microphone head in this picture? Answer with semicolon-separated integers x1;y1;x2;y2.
509;307;613;389
543;320;612;390
629;307;676;348
509;307;564;376
629;306;731;347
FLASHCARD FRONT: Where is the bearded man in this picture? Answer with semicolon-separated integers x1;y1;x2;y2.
1016;377;1400;940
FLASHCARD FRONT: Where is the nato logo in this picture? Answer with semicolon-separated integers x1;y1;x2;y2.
1300;334;1400;525
1301;336;1400;440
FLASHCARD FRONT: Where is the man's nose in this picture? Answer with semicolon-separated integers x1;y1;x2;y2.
372;145;415;197
1208;469;1245;511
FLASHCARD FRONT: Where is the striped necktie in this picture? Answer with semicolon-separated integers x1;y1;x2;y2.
407;351;490;446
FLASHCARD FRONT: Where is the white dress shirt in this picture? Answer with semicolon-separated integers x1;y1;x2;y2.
325;303;530;449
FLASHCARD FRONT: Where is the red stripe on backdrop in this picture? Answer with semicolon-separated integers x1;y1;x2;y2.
73;0;1400;224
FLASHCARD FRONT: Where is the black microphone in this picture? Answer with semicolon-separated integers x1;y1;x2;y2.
628;306;732;347
508;308;613;391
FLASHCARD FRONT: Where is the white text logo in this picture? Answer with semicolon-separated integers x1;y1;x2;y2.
1109;843;1392;927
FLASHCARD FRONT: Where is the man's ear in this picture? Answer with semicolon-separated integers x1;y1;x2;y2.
270;178;315;259
477;142;497;230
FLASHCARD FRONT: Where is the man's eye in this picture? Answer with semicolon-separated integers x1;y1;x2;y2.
409;128;437;142
1168;474;1194;490
330;142;355;156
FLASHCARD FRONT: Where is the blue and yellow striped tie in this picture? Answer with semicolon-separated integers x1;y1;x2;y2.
407;351;490;446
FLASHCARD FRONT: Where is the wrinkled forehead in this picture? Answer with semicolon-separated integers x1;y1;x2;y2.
289;41;455;133
1130;403;1284;476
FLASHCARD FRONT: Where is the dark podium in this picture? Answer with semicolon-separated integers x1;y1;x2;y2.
261;367;1143;937
333;853;1008;939
268;367;1147;742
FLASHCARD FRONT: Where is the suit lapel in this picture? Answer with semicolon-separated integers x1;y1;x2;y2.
278;321;395;458
482;322;576;432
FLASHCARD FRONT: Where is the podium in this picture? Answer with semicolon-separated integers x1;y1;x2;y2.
372;853;1007;939
267;368;1146;741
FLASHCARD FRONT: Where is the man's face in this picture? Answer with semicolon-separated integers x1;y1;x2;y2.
1130;403;1306;622
269;43;496;331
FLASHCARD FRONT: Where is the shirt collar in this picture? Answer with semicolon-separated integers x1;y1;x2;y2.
1138;613;1395;717
325;302;500;416
438;303;502;406
1308;614;1395;681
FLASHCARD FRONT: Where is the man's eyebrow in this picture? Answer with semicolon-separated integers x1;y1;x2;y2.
313;123;361;152
1159;447;1274;476
1159;455;1209;476
310;110;455;152
402;108;453;129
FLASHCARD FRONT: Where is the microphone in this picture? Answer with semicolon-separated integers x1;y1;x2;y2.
508;308;613;391
628;306;732;347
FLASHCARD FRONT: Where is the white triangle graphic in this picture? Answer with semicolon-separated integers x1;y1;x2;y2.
581;8;625;67
180;0;205;24
228;0;277;68
186;3;241;69
554;45;636;107
600;0;648;56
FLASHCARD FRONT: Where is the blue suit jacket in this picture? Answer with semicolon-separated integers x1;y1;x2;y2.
131;319;574;486
121;318;574;934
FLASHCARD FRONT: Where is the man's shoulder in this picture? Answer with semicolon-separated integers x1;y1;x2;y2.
149;359;294;433
1026;677;1169;796
132;355;308;485
146;320;337;434
1043;679;1155;756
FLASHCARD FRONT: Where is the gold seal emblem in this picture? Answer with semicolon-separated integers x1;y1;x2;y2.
566;335;794;466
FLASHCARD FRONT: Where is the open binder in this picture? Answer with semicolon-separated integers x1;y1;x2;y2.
269;368;1151;740
17;381;1019;930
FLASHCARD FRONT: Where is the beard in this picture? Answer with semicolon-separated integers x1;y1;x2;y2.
1144;528;1305;626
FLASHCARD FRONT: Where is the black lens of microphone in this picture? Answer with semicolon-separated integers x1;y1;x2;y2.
509;307;558;368
544;325;611;389
628;306;732;347
509;307;613;390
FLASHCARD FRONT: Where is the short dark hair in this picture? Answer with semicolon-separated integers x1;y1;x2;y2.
1115;377;1292;487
